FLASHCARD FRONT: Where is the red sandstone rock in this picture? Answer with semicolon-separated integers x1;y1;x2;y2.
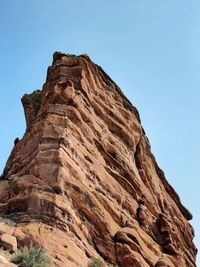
0;52;196;266
0;234;17;252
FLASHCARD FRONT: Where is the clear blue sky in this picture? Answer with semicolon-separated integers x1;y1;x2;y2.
0;0;199;264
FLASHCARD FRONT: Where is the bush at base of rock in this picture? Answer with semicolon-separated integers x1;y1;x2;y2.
11;246;51;267
89;258;104;267
89;257;118;267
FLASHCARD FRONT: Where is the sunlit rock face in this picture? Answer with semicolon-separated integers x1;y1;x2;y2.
0;52;196;267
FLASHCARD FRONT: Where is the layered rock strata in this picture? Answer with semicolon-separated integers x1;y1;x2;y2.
0;52;196;267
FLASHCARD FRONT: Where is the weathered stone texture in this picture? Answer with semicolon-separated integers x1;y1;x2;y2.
0;52;196;266
0;233;17;252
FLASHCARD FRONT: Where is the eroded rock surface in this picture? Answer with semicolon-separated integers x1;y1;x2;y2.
0;256;17;267
0;52;196;266
0;233;17;252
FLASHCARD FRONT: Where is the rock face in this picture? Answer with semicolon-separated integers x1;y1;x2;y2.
0;233;17;252
0;52;196;267
0;256;17;267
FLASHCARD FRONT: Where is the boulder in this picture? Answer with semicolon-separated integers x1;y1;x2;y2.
0;234;17;252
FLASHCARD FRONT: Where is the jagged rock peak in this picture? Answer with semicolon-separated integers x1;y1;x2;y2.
0;52;196;267
21;89;42;132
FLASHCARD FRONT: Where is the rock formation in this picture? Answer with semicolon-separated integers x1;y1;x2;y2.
0;52;197;267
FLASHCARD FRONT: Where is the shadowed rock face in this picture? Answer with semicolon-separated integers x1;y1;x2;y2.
21;89;42;132
0;52;197;267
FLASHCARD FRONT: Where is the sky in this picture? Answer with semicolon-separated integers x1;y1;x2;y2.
0;0;199;264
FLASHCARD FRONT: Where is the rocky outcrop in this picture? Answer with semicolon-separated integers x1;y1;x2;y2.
21;89;42;132
0;52;196;266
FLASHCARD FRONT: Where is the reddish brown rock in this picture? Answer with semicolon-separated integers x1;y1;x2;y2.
155;256;175;267
0;234;17;252
0;52;196;266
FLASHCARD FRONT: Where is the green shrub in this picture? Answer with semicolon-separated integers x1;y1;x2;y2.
88;257;119;267
89;257;104;267
11;246;51;267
